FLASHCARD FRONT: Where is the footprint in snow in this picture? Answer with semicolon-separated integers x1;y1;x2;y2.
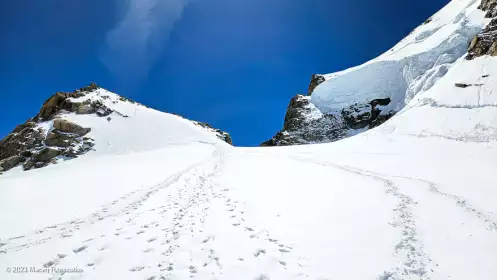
130;266;145;272
254;249;266;257
73;245;88;253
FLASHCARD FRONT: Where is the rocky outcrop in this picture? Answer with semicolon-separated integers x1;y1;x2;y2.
35;83;118;122
261;94;395;146
261;95;348;146
193;121;233;145
0;121;44;160
262;70;396;146
0;83;100;173
53;119;91;136
0;118;94;172
307;74;326;96
479;0;497;17
0;156;23;172
467;1;497;59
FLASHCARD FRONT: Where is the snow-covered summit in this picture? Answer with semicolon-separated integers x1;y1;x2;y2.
263;0;493;146
0;83;232;173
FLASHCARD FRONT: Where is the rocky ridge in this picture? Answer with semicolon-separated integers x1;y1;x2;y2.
264;0;496;147
261;76;395;146
0;83;232;174
0;84;103;173
467;0;497;59
193;121;233;145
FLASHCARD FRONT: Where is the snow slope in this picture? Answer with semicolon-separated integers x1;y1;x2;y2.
312;0;486;114
1;0;497;279
59;88;230;155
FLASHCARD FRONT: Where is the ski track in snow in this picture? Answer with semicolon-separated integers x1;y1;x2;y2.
0;148;310;280
288;156;435;280
0;158;210;255
288;154;497;279
290;156;497;231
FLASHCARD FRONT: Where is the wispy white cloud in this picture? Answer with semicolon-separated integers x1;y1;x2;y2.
102;0;189;88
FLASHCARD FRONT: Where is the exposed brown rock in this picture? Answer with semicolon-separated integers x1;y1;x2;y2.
76;104;95;114
53;119;91;136
467;2;497;59
45;132;76;147
307;74;326;96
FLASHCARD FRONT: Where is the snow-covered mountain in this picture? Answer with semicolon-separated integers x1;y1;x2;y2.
0;83;232;173
263;0;494;146
1;1;496;280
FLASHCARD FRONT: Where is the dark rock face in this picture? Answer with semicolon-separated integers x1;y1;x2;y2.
263;71;396;147
33;147;61;162
45;132;76;147
0;122;44;160
0;83;99;173
261;95;347;146
0;156;23;172
467;1;497;59
261;93;395;146
307;74;326;96
479;0;497;17
15;120;93;171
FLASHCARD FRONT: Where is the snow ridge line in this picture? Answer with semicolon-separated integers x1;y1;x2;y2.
289;156;434;280
0;155;214;254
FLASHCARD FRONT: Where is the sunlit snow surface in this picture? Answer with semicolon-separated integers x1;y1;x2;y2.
1;0;497;279
311;0;486;113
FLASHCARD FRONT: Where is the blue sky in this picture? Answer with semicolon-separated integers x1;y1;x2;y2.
0;0;448;146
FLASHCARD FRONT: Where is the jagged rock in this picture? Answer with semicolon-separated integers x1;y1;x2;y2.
20;150;32;158
76;104;95;114
45;132;76;147
12;121;36;133
307;74;326;96
194;121;233;145
0;83;104;173
76;82;99;93
95;106;113;117
37;92;68;120
0;155;23;172
479;0;497;17
33;147;61;162
467;11;497;60
22;161;35;171
262;93;395;146
218;131;233;145
53;119;91;136
261;95;349;146
0;124;44;160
